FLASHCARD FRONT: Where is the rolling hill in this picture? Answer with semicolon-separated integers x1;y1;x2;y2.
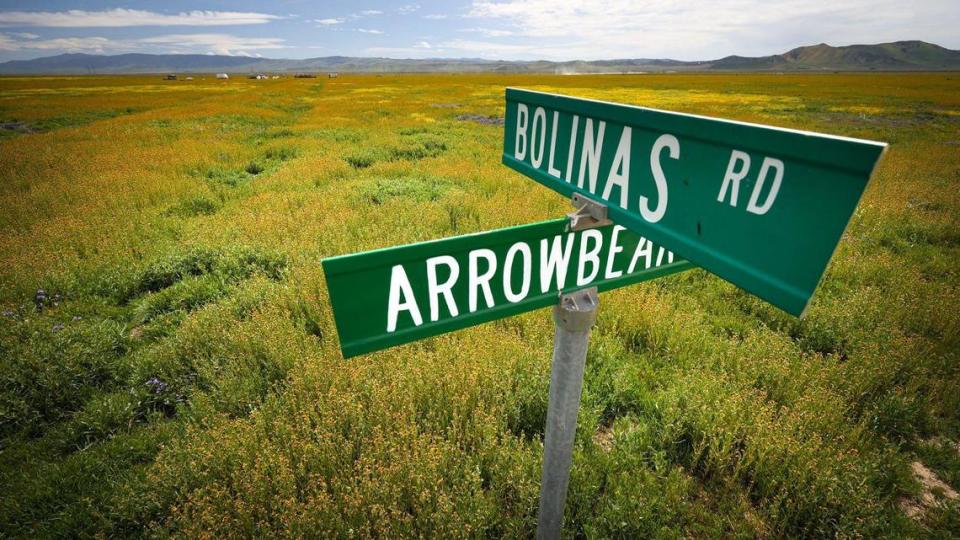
0;41;957;74
710;41;960;71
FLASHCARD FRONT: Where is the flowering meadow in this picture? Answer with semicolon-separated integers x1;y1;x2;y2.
1;72;958;537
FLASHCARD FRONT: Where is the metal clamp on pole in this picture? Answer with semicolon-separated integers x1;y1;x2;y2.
536;286;599;539
567;193;612;231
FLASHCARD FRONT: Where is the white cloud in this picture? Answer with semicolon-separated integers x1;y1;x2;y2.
357;28;384;34
0;33;115;52
139;34;288;55
0;33;22;51
415;41;432;49
315;18;345;25
0;31;288;56
465;0;960;60
12;32;40;39
423;14;448;20
461;27;514;37
0;9;282;28
397;4;421;14
360;10;384;16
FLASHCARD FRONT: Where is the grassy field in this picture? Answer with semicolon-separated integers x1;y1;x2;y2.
0;72;958;538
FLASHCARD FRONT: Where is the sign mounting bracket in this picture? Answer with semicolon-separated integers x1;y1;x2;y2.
567;193;612;231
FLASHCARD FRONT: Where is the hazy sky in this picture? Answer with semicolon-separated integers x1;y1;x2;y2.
0;1;958;61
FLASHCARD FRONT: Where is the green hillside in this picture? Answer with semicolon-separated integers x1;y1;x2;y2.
713;41;960;70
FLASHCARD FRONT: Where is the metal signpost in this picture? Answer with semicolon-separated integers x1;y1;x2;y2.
323;88;886;539
537;286;598;539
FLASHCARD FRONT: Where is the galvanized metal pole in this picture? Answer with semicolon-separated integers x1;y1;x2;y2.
536;286;599;540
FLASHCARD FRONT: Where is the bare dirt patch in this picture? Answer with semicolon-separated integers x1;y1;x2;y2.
899;461;958;519
594;424;614;452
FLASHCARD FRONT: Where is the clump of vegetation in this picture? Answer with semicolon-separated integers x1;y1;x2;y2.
344;132;448;168
359;174;454;205
165;196;220;218
121;246;287;303
344;148;382;169
389;134;448;161
244;161;264;175
314;127;363;143
196;146;299;186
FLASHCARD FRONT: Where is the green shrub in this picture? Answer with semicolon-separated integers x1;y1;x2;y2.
360;174;453;205
244;161;264;175
123;246;287;303
389;137;447;160
344;149;379;169
165;196;220;218
131;274;229;325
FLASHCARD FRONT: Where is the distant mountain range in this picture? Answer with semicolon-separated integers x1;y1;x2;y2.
1;41;958;75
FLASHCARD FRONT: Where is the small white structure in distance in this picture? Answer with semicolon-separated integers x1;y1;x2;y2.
216;73;229;80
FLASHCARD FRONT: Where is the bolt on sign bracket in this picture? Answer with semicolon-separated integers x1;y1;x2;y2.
567;193;612;231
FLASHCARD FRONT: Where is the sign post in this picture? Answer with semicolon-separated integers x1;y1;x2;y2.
537;286;598;539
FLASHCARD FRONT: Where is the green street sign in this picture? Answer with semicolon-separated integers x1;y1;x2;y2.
322;219;692;358
502;88;887;316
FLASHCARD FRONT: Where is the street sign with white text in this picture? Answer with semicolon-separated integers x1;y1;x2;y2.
322;219;691;358
502;88;886;316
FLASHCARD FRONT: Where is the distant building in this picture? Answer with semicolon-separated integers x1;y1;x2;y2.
294;73;317;78
185;76;194;81
328;72;339;78
164;74;177;80
249;74;268;80
216;73;229;79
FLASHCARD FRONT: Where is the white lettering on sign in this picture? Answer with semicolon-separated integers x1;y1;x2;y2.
718;150;784;215
512;103;791;224
576;229;603;286
642;134;679;224
531;106;547;168
578;118;605;193
564;115;579;183
504;242;532;303
385;231;678;332
387;265;423;332
468;249;497;313
747;157;784;215
627;238;653;274
718;150;750;207
540;233;574;292
513;104;682;223
604;225;625;279
427;255;459;321
601;127;631;208
547;111;562;177
515;103;529;161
